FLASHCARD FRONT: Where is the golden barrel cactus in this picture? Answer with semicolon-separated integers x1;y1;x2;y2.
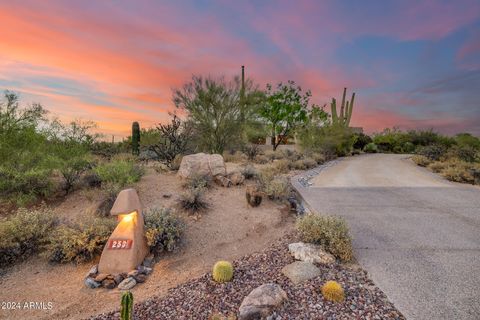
321;280;345;302
212;261;234;283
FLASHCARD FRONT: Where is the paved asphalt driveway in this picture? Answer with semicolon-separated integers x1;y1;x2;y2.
292;154;480;320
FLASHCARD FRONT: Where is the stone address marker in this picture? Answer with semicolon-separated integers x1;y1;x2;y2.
98;188;149;274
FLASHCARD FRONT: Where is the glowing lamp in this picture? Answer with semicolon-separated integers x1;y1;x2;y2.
98;189;149;274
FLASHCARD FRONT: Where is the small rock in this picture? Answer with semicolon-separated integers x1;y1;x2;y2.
162;193;172;199
288;242;335;264
102;279;116;289
281;261;321;284
134;274;147;283
118;277;137;290
85;264;98;278
142;255;155;268
113;273;126;284
228;171;245;185
137;265;153;275
214;175;232;187
239;283;287;320
94;273;110;282
84;277;101;289
246;184;263;207
127;270;139;278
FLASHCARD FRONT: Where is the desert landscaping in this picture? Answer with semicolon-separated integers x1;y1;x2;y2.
1;2;480;319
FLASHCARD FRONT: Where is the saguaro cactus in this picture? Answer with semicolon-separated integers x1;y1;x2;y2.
331;88;355;127
120;291;134;320
132;121;140;155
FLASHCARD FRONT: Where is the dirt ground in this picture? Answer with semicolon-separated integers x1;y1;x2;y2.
0;163;295;320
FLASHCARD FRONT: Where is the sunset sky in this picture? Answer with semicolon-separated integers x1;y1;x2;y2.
1;0;479;138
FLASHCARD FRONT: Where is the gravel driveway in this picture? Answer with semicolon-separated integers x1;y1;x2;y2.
293;154;480;320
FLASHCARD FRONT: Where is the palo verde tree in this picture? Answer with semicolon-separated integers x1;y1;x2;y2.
258;80;314;150
173;75;263;154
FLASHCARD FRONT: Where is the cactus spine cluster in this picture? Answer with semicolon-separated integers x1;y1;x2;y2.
212;260;234;283
331;88;355;127
131;121;140;155
120;291;134;320
321;280;345;302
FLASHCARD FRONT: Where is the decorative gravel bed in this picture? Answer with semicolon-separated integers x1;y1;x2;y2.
91;234;404;320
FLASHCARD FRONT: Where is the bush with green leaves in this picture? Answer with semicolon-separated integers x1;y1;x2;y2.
43;217;115;263
417;144;446;161
412;155;431;167
144;207;185;255
296;213;353;262
94;159;144;189
0;206;57;266
363;142;378;153
353;132;372;150
299;125;355;157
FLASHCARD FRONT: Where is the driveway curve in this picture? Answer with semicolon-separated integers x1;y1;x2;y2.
293;154;480;320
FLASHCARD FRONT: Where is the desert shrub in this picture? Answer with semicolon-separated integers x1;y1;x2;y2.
152;162;169;173
43;217;115;263
147;114;193;168
446;146;477;163
402;141;415;153
311;152;326;164
274;159;292;173
0;167;54;206
243;144;261;161
144;207;185;255
182;174;212;189
427;161;448;173
373;128;409;152
281;149;302;161
0;206;57;266
89;141;124;159
94;159;144;188
454;133;480;150
417;144;446;161
223;150;246;163
177;187;209;214
291;158;316;170
353;132;372;150
296;213;353;262
437;159;477;184
258;161;289;183
412;155;431;167
262;175;291;201
241;165;258;180
299;125;355;157
254;154;269;164
59;156;91;194
363;143;378;153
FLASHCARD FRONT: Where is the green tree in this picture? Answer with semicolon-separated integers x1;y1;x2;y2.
173;75;263;154
258;81;313;150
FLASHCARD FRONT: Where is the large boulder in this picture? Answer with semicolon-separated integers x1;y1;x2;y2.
177;153;226;179
288;242;335;265
239;283;287;320
281;261;321;284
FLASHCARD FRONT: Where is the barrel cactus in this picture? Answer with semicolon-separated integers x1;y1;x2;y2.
321;280;345;302
132;121;140;155
212;261;234;283
120;291;134;320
